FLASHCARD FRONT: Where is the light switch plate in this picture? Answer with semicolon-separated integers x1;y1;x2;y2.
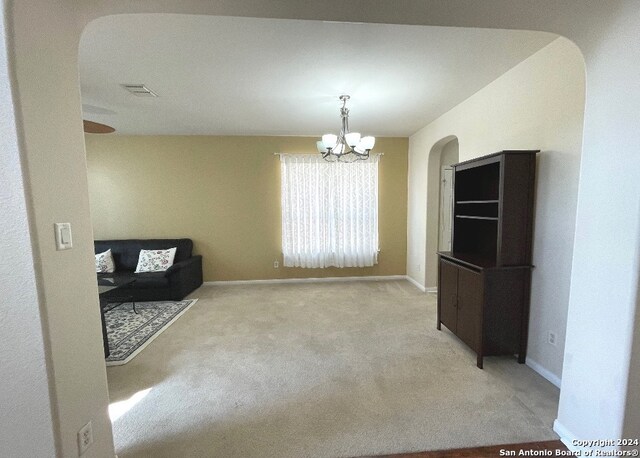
54;222;73;250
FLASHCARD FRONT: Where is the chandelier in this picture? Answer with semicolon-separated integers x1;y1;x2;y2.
316;95;376;162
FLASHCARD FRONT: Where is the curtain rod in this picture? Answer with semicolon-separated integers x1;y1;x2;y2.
273;152;384;156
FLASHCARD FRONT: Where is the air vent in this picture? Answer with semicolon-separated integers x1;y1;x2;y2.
121;84;158;97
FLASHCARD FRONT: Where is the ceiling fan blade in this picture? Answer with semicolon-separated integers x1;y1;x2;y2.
83;120;115;134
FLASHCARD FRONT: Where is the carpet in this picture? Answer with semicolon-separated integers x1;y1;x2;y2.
107;282;559;457
105;299;198;366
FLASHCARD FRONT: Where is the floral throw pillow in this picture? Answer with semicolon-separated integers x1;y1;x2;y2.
95;249;115;273
135;248;177;273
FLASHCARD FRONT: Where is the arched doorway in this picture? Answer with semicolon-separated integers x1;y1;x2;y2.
425;135;459;291
4;2;640;456
438;137;459;252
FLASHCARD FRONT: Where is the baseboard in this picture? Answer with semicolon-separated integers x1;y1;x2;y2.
425;287;437;294
526;357;562;388
405;275;426;292
204;275;408;286
553;419;579;452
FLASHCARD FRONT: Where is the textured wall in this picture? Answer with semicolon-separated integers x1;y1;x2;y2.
0;3;56;455
85;135;408;281
6;1;115;456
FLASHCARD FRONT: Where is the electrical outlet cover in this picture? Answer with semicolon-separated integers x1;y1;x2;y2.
78;421;93;455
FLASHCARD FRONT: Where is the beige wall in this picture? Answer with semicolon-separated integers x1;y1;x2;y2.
85;135;408;281
407;37;585;382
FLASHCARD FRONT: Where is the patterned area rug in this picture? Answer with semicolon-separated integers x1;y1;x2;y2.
104;299;198;366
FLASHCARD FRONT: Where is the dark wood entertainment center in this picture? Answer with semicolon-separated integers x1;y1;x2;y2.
437;150;538;368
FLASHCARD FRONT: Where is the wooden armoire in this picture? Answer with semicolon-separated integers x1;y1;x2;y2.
437;150;538;368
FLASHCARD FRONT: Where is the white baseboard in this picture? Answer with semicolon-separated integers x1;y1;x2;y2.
526;357;561;388
425;287;437;294
555;419;619;454
553;419;579;452
404;275;426;292
204;275;407;286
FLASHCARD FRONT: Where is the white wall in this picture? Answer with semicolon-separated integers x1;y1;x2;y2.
555;0;640;443
408;37;585;383
2;1;639;456
5;1;114;457
0;2;57;456
440;139;458;168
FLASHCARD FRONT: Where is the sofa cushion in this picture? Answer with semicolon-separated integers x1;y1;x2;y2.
95;239;193;271
131;272;170;289
95;249;115;273
135;248;177;273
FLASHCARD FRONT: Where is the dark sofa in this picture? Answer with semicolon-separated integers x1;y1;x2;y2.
95;238;203;301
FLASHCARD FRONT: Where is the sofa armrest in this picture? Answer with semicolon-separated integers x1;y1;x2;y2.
163;255;203;299
165;255;202;277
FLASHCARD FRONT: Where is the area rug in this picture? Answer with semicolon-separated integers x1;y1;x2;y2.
104;299;198;366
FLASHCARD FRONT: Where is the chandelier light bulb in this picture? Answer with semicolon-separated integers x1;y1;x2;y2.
322;134;338;150
345;132;361;147
316;141;328;153
360;136;375;150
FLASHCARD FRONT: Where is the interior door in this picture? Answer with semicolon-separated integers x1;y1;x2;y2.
438;259;458;332
456;267;482;351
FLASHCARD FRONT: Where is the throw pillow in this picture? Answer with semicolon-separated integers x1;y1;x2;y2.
135;248;177;273
95;249;115;273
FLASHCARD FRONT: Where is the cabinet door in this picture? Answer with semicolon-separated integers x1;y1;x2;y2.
456;268;483;351
438;260;458;333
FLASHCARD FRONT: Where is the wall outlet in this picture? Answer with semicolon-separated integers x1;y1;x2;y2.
273;260;279;268
78;421;93;455
548;331;557;346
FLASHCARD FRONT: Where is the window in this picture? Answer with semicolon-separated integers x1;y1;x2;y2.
280;154;380;268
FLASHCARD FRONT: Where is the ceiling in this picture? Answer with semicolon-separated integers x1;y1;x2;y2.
79;15;555;137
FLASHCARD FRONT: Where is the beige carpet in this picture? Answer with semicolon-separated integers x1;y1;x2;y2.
106;281;559;458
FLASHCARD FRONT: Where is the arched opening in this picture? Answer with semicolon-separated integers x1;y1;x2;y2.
6;2;640;457
424;135;459;291
438;138;459;252
77;15;579;456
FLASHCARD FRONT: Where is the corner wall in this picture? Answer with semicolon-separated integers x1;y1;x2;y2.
85;135;408;281
5;1;114;456
407;37;585;382
0;1;56;455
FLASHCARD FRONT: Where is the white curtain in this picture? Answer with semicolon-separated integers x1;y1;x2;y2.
280;153;380;268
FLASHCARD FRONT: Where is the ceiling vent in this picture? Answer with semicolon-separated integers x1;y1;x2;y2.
121;84;158;97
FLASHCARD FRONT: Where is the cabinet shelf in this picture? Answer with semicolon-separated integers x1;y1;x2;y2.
456;200;499;204
455;215;498;221
438;251;496;269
